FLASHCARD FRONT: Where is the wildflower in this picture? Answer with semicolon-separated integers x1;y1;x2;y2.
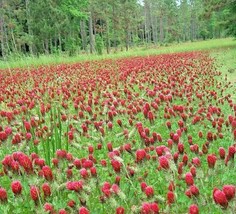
78;206;90;214
11;180;22;195
0;187;7;202
167;191;175;204
44;203;54;213
111;159;122;173
145;186;154;198
116;206;125;214
136;149;146;163
213;188;228;208
188;204;199;214
219;147;225;159
30;186;40;202
222;185;235;201
42;183;51;197
159;156;169;169
185;172;194;186
207;154;217;168
42;165;53;181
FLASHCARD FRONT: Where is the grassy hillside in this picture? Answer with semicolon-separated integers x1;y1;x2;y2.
0;38;236;70
212;46;236;82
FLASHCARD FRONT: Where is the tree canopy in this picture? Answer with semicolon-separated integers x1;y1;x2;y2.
0;0;235;58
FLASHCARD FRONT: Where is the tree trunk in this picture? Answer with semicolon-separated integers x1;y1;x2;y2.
144;0;151;43
183;25;186;41
142;25;145;44
89;12;95;54
11;29;17;53
191;15;195;41
149;3;157;44
54;35;57;49
112;4;118;52
0;12;5;58
45;39;49;54
105;19;110;54
50;38;53;54
80;19;87;52
25;0;33;54
144;18;148;43
152;15;158;44
4;24;11;55
58;33;62;52
160;15;164;43
125;29;129;51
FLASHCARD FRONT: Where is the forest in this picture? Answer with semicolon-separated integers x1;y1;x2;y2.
0;0;236;58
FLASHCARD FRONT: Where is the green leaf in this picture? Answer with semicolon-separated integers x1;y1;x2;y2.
68;193;78;201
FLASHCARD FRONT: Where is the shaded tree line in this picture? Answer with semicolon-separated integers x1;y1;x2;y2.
0;0;235;58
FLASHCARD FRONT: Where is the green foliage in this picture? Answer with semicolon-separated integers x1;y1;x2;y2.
0;0;235;59
59;0;88;18
202;0;236;38
226;2;236;37
64;37;80;56
0;0;89;57
95;34;104;55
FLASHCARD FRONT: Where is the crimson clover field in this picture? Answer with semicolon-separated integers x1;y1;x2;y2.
0;52;235;214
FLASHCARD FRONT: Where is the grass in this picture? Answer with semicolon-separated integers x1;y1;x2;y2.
211;46;236;81
0;37;236;70
1;38;236;213
211;45;236;102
